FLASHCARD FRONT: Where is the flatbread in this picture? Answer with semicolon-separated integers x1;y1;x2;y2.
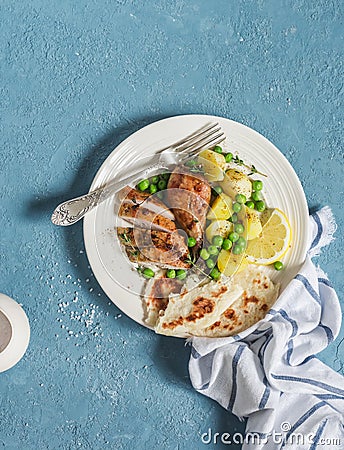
196;266;280;337
150;265;279;338
154;278;243;336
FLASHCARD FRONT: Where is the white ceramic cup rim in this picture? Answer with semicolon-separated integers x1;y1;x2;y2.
0;293;30;373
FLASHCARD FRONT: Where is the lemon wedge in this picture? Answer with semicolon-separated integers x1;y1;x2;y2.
245;208;292;265
246;207;263;240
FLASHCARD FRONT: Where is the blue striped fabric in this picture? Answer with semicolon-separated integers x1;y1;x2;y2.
310;212;323;250
309;419;327;450
227;344;246;411
281;402;327;448
294;274;321;305
189;207;344;449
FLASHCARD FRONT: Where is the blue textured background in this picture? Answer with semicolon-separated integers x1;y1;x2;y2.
0;1;343;449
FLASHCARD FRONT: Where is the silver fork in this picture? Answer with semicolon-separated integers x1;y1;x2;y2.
51;122;225;226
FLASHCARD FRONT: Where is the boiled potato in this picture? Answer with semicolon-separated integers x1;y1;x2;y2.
220;169;252;199
198;149;226;182
205;220;232;242
206;193;233;220
246;207;263;240
217;250;249;277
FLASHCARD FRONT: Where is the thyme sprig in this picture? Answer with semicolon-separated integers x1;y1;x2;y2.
232;155;267;178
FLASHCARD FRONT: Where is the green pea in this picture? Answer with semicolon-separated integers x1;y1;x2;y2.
214;186;223;195
149;184;158;194
234;223;244;234
274;261;284;271
231;213;238;223
252;191;261;202
137;179;150;191
236;237;246;248
208;245;219;255
246;201;255;209
235;194;246;204
213;145;223;154
225;152;233;163
158;179;167;190
176;269;187;280
151;176;159;184
210;267;221;280
222;239;232;250
160;173;170;180
206;258;215;269
185;159;197;167
187;236;197;247
142;267;155;278
229;232;239;242
200;248;210;260
166;269;176;279
233;244;244;255
212;235;224;247
252;180;263;191
255;200;266;212
233;202;242;213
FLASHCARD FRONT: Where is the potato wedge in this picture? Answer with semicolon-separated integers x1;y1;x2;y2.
198;149;226;182
220;169;252;199
246;207;263;240
217;250;249;277
205;220;232;242
206;193;233;220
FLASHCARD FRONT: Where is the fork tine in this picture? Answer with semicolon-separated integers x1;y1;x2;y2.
174;124;221;153
180;130;225;155
155;122;219;155
173;122;218;148
179;132;226;161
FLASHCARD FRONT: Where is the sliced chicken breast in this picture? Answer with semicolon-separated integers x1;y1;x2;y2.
117;186;174;220
119;203;176;233
167;168;211;247
117;227;190;269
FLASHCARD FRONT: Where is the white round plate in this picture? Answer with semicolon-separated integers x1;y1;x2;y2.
84;115;309;332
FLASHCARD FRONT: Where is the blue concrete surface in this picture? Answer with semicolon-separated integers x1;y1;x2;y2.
0;1;343;449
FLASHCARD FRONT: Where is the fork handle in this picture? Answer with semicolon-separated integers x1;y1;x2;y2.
51;162;164;226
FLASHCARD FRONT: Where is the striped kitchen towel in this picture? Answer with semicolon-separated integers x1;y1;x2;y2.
189;207;344;449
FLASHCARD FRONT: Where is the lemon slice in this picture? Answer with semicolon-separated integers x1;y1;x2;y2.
245;208;291;265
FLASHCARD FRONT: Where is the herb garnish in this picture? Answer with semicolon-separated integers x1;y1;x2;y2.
232;155;267;177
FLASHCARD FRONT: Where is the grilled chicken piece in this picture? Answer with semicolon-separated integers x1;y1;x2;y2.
119;203;176;233
124;247;190;269
117;227;190;269
117;186;174;220
167;168;211;247
144;275;184;326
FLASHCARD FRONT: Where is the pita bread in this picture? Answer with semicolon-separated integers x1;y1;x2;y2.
154;278;243;336
150;265;279;337
195;266;279;337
